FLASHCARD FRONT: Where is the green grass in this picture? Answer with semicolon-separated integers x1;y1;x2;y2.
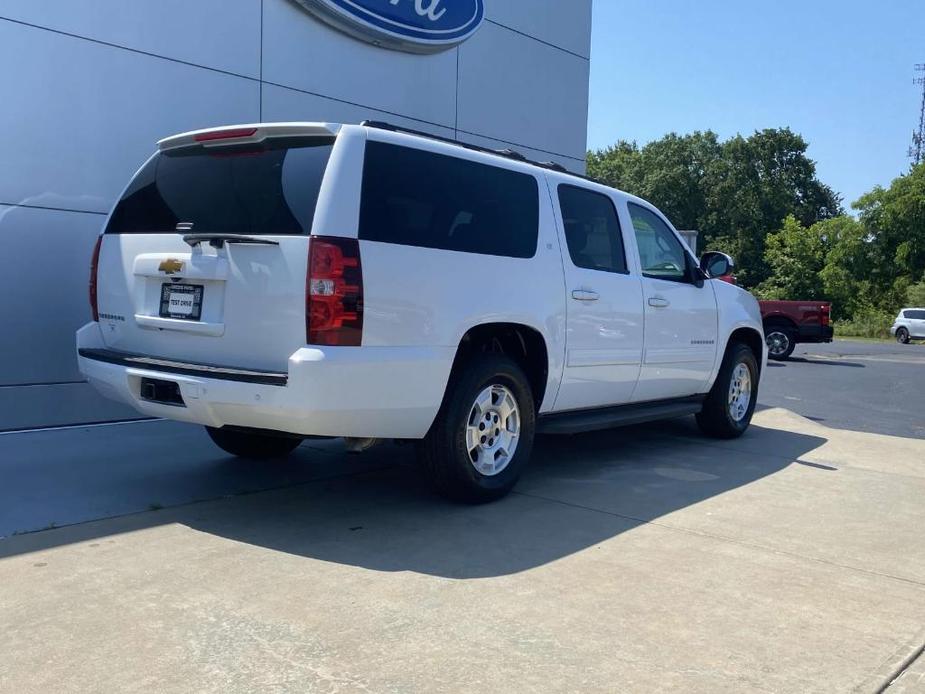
834;335;895;344
833;308;895;340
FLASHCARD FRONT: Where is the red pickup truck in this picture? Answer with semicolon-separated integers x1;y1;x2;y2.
759;300;833;360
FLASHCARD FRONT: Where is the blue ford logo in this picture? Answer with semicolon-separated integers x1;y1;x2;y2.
293;0;485;53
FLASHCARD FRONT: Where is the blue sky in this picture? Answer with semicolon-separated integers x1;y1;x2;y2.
587;0;925;208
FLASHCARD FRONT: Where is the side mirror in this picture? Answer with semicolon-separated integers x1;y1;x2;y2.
700;251;735;279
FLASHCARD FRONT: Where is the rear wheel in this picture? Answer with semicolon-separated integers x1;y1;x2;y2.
418;355;535;503
206;427;302;459
896;327;911;344
696;342;759;439
765;326;796;360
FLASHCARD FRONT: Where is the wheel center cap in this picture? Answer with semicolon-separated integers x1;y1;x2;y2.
478;409;503;449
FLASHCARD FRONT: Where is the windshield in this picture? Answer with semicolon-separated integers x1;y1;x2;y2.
105;137;335;236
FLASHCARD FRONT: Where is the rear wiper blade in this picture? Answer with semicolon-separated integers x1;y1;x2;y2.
183;233;280;249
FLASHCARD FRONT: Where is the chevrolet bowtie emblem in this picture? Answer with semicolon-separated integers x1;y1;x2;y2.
158;258;184;275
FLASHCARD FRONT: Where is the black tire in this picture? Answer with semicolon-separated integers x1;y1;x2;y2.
206;427;302;459
896;327;911;344
765;326;796;360
696;342;759;439
418;355;535;504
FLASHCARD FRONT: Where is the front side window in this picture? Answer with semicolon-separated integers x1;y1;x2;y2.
557;185;627;274
359;141;539;258
628;203;690;282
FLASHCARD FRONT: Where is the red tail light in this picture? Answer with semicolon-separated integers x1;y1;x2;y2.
89;234;103;322
821;304;831;326
306;236;363;346
194;127;258;143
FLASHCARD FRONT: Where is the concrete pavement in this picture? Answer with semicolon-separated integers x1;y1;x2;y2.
1;409;924;692
0;420;380;538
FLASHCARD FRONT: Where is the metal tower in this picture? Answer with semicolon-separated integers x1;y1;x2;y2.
911;64;925;166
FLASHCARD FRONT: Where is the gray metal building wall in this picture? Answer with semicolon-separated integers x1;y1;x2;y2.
0;0;592;430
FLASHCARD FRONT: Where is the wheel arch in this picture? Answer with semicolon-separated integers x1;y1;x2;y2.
763;314;799;332
447;322;551;412
728;326;765;375
707;323;766;391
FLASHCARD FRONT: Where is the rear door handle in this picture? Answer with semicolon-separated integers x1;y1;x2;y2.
571;289;600;302
648;296;670;308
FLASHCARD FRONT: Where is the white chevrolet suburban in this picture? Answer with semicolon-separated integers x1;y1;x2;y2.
78;121;766;502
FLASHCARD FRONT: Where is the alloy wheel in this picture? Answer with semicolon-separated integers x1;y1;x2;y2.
465;384;521;477
727;363;752;422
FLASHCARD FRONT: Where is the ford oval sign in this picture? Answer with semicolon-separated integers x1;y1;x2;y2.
292;0;485;54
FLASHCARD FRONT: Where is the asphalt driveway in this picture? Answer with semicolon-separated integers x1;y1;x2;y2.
759;338;925;438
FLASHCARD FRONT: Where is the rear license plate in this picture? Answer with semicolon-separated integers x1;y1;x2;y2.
159;283;203;320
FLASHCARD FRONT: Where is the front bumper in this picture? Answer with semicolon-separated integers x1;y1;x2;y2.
76;323;453;439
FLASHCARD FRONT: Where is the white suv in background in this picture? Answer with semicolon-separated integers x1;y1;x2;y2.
78;121;766;503
892;308;925;344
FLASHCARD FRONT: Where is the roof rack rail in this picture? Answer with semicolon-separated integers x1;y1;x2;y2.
495;148;527;161
540;161;568;173
360;120;596;182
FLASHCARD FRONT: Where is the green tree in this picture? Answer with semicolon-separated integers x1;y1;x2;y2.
587;141;642;193
587;131;721;230
587;131;925;319
817;216;872;319
701;129;841;286
587;128;841;287
756;215;827;300
852;163;925;309
906;278;925;307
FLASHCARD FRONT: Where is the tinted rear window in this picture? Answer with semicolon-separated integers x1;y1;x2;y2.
905;310;925;319
359;141;539;258
106;137;334;235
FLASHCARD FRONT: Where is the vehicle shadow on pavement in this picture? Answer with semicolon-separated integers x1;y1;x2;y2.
1;418;826;578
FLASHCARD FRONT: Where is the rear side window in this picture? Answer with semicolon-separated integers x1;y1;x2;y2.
557;185;627;274
905;310;925;319
106;137;334;235
359;141;539;258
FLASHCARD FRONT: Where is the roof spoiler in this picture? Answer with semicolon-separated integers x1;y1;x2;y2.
157;122;341;151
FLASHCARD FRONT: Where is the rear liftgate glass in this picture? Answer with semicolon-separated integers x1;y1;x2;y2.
106;136;335;238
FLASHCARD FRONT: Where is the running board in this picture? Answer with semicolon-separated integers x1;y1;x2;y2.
537;396;705;435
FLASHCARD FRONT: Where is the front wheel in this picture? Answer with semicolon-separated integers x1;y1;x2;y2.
418;355;535;503
696;342;759;439
765;327;796;360
206;427;303;459
896;327;911;344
